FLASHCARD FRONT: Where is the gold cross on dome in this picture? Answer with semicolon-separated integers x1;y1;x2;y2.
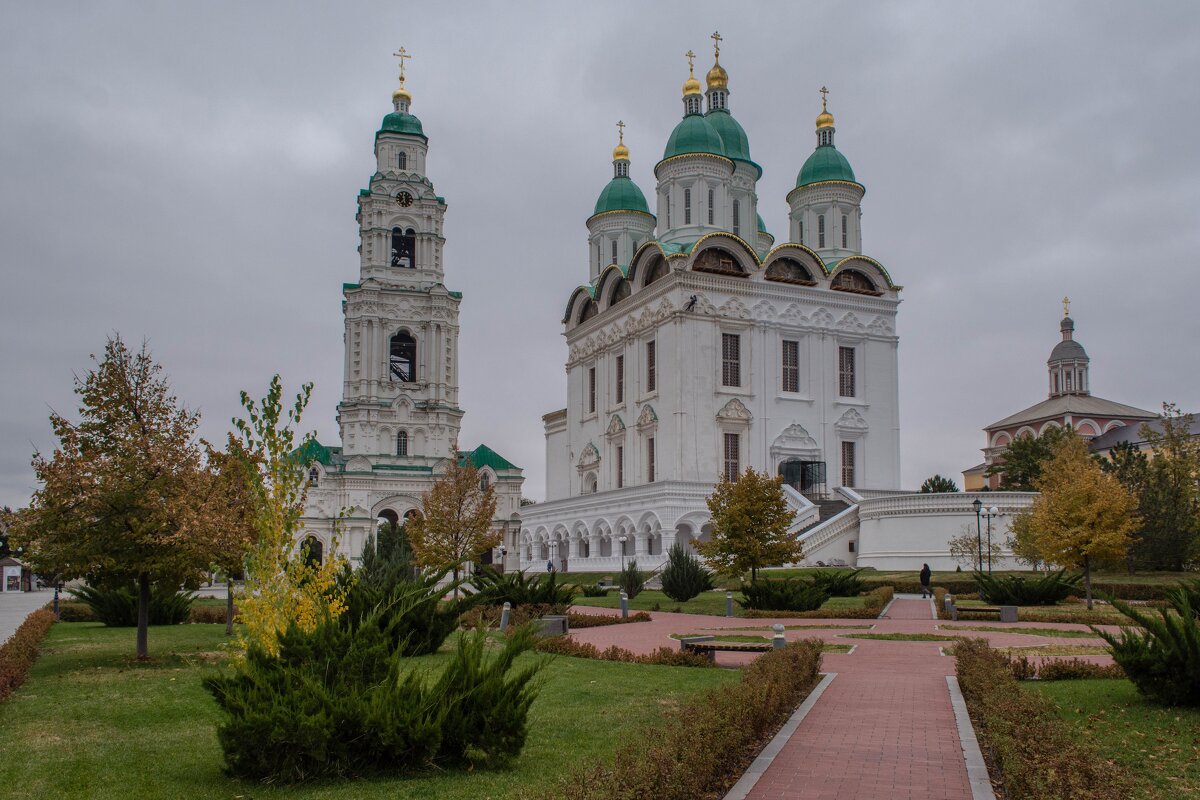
393;47;412;80
1062;296;1070;317
616;119;625;143
711;30;722;56
820;85;829;110
685;50;696;72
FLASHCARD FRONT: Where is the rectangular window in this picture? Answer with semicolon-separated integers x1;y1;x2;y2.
615;354;624;404
733;200;740;236
611;238;618;264
647;437;656;483
398;151;407;170
841;441;856;487
708;188;714;224
838;346;856;398
646;340;657;393
665;196;670;228
722;333;741;387
684;188;692;224
782;340;799;393
799;219;804;244
587;366;596;413
724;432;740;482
818;214;826;248
842;214;848;248
616;445;624;488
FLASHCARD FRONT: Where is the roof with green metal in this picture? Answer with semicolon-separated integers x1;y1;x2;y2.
593;176;651;216
378;111;426;140
458;443;520;472
757;213;768;234
796;144;858;188
704;110;761;176
294;439;338;467
662;114;726;161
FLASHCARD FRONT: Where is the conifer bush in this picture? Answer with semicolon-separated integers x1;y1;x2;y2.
69;582;194;626
1095;584;1200;706
660;543;715;602
739;577;829;612
973;569;1081;605
341;568;467;656
618;559;646;599
472;567;577;607
203;612;543;781
806;568;866;597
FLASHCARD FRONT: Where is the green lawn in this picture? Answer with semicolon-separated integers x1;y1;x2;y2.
953;598;1130;625
0;623;735;799
572;589;869;617
941;624;1102;639
1026;679;1200;799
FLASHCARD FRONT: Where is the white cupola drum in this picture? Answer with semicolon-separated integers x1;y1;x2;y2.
1047;298;1090;397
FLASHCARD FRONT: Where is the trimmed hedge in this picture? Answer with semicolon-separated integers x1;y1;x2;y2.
540;639;823;800
533;636;713;668
1006;654;1124;681
742;585;893;619
0;609;56;702
955;638;1131;799
873;576;1176;601
567;612;652;629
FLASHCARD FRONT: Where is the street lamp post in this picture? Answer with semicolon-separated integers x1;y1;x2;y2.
981;506;1001;574
499;546;507;574
972;498;983;573
618;534;627;572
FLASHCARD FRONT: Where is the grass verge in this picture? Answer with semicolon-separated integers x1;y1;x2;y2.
0;622;734;799
1024;679;1200;799
942;624;1101;639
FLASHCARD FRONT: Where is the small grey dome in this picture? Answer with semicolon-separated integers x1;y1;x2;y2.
1049;339;1089;362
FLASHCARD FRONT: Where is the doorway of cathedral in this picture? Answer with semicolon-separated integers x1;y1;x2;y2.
779;460;827;501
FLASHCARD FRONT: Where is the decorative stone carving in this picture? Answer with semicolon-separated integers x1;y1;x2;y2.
605;414;626;437
636;404;658;430
834;408;869;433
577;442;601;470
837;311;865;333
770;423;822;461
716;398;753;422
718;297;750;319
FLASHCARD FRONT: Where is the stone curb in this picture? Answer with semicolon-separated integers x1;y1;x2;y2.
946;674;997;800
722;671;837;800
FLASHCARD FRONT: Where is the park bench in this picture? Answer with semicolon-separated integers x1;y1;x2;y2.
678;635;774;663
944;596;1017;623
534;615;569;637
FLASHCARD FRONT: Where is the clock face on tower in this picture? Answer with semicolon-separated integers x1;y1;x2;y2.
396;191;414;207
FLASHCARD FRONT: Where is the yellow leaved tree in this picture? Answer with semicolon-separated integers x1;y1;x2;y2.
232;376;350;655
407;449;499;594
1010;431;1140;609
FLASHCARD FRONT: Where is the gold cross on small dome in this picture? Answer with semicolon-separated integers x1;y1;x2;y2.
616;120;625;143
820;86;830;111
685;50;696;71
711;30;722;56
1062;296;1071;318
393;46;412;80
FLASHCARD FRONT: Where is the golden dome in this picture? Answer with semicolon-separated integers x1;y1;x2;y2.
392;80;411;103
816;109;834;129
613;141;630;161
683;73;702;96
706;59;728;91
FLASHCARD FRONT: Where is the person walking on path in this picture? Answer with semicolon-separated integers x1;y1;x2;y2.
919;563;932;598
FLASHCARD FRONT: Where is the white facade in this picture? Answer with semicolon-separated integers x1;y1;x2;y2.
521;49;901;572
300;74;523;565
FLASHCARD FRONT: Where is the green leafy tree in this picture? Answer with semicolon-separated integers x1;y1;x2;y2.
697;469;801;583
1136;404;1200;571
10;336;223;659
919;474;959;493
985;425;1069;490
1014;431;1140;608
0;506;18;559
407;451;499;595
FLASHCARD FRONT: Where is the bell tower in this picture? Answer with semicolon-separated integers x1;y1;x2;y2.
338;50;463;463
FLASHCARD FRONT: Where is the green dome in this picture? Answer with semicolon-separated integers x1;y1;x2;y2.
705;109;751;162
796;144;857;187
593;176;651;216
662;114;726;161
756;213;768;235
378;111;426;139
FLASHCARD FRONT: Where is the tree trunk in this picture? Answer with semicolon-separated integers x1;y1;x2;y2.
751;565;758;585
1083;555;1093;610
137;572;150;660
453;565;459;599
225;579;235;637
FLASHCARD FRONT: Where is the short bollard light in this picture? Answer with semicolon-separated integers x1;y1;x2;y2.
772;623;786;650
499;601;512;632
726;592;733;617
620;591;629;619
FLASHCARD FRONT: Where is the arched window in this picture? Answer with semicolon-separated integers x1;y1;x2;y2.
307;467;319;486
765;258;816;285
841;214;848;248
608;278;631;307
611;238;618;264
799;219;804;244
733;200;741;236
831;269;878;295
480;472;491;491
583;472;598;495
693;247;746;276
818;215;826;248
301;536;323;567
396;430;408;456
391;227;416;268
390;332;417;382
643;256;669;287
578;299;598;324
397;151;407;170
708;188;714;224
684;188;692;224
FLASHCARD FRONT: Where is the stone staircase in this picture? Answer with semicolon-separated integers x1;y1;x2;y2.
793;498;850;537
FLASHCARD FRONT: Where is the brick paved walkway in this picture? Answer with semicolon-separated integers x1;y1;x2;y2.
570;595;1114;799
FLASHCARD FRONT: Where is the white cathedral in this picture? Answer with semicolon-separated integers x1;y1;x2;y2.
299;57;525;566
518;40;902;572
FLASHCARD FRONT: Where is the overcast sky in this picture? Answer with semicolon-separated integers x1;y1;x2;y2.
2;1;1198;508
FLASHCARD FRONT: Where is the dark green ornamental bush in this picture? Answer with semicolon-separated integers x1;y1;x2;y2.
807;568;866;597
660;543;714;603
1096;583;1200;706
472;567;577;607
618;559;646;599
740;577;829;612
974;569;1081;606
69;582;195;626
